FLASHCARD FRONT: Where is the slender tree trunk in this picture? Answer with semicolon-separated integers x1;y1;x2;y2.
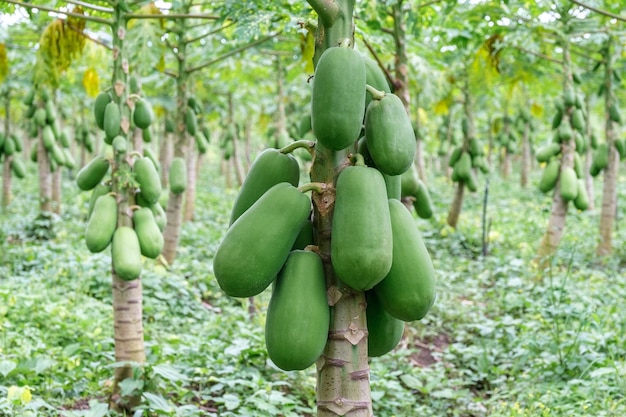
160;132;174;188
307;1;373;415
597;38;618;256
132;127;143;155
584;95;595;211
37;130;53;213
52;168;61;214
520;118;530;188
447;181;465;228
183;139;197;222
2;92;12;210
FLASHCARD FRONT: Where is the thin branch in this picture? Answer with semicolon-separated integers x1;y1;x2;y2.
569;0;626;22
5;0;112;25
419;0;446;8
185;20;236;45
511;44;563;65
61;0;113;13
66;22;112;50
187;32;281;74
162;70;178;78
126;12;220;20
360;35;396;89
306;0;340;27
381;27;394;35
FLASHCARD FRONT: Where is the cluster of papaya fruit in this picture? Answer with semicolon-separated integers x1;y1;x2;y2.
214;41;436;370
0;131;25;180
23;88;76;171
184;96;210;154
536;85;590;210
447;129;487;192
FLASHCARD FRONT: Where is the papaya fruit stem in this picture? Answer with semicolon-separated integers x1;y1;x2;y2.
338;38;352;48
350;153;365;167
298;182;327;194
365;84;386;101
279;139;316;155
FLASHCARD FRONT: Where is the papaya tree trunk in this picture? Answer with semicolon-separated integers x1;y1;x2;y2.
520;116;531;188
37;130;53;213
2;92;12;210
51;168;61;214
597;38;618;256
307;1;373;415
584;95;595;211
183;139;197;222
107;9;145;411
159;131;174;188
447;181;465;228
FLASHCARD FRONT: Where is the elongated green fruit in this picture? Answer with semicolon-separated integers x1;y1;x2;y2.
169;157;187;194
448;146;463;168
112;226;142;281
593;143;609;170
400;164;419;197
311;46;366;150
453;151;472;182
331;165;393;291
573;179;589;210
10;158;26;179
265;250;329;371
413;179;434;219
366;290;404;357
214;183;311;298
538;159;560;193
134;207;164;259
374;199;436;322
560;167;578;201
87;184;111;218
229;148;300;225
76;156;110;191
365;93;416;175
535;143;561;163
133;98;153;129
85;195;117;253
94;92;112;130
134;157;162;205
103;102;121;143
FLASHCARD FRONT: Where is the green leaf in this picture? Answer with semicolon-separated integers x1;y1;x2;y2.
143;392;172;413
152;364;188;383
223;393;241;411
119;378;143;397
0;360;16;377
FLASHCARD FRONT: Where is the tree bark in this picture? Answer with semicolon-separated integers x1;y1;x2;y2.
2;92;12;211
520;118;531;188
159;132;174;188
584;94;595;211
51;168;61;214
183;139;197;222
447;181;465;228
37;129;53;213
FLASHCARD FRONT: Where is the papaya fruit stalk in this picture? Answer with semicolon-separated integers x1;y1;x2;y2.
306;0;374;416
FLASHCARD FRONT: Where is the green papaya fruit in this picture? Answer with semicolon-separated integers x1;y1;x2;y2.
365;93;416;175
76;156;110;191
214;182;311;298
363;56;391;109
134;157;162;205
228;148;300;225
30;143;38;162
558;122;573;142
23;89;35;106
384;173;401;200
42;125;55;151
34;108;47;128
142;148;160;172
465;169;478;192
265;250;329;371
10;158;26;179
311;46;366;150
112;226;142;281
195;132;208;154
560;167;578;201
535;143;561;163
129;75;140;94
103;102;121;143
571;109;585;132
609;102;622;124
573;151;583;178
400;164;419;198
573;179;589;211
151;201;167;232
356;137;376;168
185;109;197;136
58;130;70;148
448;146;463;168
468;137;481;157
374;199;436;322
365;290;404;358
50;143;66;166
112;135;127;155
85;194;117;253
133;98;153;129
188;96;202;114
133;207;164;259
331;165;393;291
169;157;187;194
87;184;111;218
413;179;434;219
45;101;56;124
551;107;563;130
298;113;312;137
564;88;576;108
615;139;626;160
453;151;472;182
538;159;560;193
593;143;609;171
93;93;112;130
3;134;15;156
291;220;313;250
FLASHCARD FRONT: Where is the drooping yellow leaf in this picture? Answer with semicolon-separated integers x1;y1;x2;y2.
0;44;7;83
531;102;544;118
300;30;315;74
433;99;449;116
82;67;99;97
155;55;165;73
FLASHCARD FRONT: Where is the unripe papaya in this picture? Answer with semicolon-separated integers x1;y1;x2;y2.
3;134;15;156
453;151;472;182
615;139;626;160
365;93;416;175
265;250;329;371
129;75;140;94
76;156;110;191
465;169;478;192
291;220;313;251
112;226;142;281
609;102;622;124
298;113;312;137
536;143;561;163
185;109;197;136
58;130;70;148
195;132;208;154
133;98;153;129
538;159;560;193
94;92;112;130
112;136;127;155
85;194;117;253
103;102;121;143
448;146;463;168
413;179;434;219
42;125;55;151
573;152;583;178
400;164;419;197
571;109;585;132
468;137;481;157
331;165;393;291
551;107;563;130
365;290;404;358
228;148;300;225
356;137;376;168
87;184;111;218
564;88;576;108
573;179;589;211
311;46;366;150
214;182;311;298
142;127;152;143
151;201;167;232
560;167;578;201
34;108;47;128
558;122;573;142
169;157;187;194
50;143;66;166
10;158;25;179
133;207;164;259
593;143;609;171
374;199;436;322
134;157;162;205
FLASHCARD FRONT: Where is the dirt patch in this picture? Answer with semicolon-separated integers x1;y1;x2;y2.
409;332;450;367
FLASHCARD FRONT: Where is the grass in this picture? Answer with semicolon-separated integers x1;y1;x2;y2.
1;160;626;416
